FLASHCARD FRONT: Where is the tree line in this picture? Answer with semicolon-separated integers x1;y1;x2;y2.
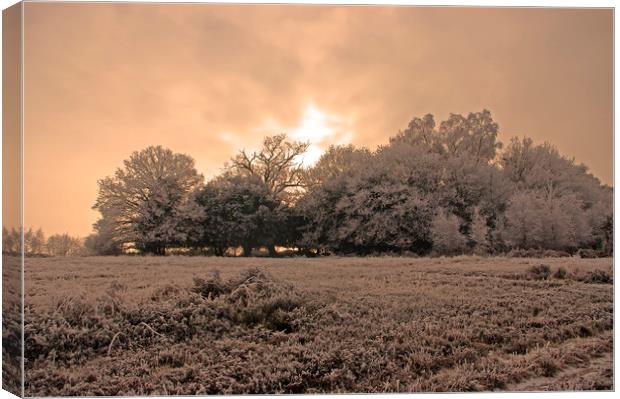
2;227;85;257
5;110;611;257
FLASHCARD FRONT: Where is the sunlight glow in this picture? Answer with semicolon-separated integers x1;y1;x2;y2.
291;105;340;166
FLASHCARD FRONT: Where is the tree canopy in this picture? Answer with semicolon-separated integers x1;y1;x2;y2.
92;146;203;255
85;110;612;257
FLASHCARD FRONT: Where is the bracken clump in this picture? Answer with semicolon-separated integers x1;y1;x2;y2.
527;264;551;280
580;269;613;284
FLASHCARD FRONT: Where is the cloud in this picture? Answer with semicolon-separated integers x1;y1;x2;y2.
22;3;612;235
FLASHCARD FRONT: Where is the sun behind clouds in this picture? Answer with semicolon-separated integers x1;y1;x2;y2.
291;104;353;166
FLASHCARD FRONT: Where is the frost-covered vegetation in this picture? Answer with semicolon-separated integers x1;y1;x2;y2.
2;227;85;257
4;110;611;258
85;110;611;256
21;256;612;394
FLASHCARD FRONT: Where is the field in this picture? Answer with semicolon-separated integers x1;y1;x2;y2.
19;255;614;395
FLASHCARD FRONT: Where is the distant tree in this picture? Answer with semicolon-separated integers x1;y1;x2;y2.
470;208;490;254
24;228;45;255
46;234;83;257
502;191;545;249
389;113;440;150
229;134;309;202
500;137;538;185
34;228;46;255
438;110;502;164
503;188;594;251
544;192;590;250
588;201;613;254
374;141;444;196
501;137;609;207
24;228;34;255
431;210;467;255
382;111;508;226
93;146;203;255
598;215;613;255
303;144;371;189
2;226;14;254
540;195;574;250
84;217;124;256
2;227;21;254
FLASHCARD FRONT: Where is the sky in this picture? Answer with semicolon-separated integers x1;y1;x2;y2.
19;3;613;237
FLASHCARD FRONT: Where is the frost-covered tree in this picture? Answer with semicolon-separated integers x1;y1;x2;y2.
93;146;203;255
335;181;434;254
196;174;284;256
431;210;467;255
501;137;609;206
229;134;309;202
303;144;371;189
389;113;441;151
2;226;19;254
502;191;545;249
46;233;83;257
298;165;435;255
438;110;502;164
503;189;593;251
24;228;45;255
470;208;490;254
84;217;124;256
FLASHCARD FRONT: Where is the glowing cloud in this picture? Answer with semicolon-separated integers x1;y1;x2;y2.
291;104;352;166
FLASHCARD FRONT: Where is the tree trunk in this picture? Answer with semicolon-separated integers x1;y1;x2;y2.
242;245;252;257
267;244;277;257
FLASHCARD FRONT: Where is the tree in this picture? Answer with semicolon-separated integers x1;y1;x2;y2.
46;234;83;257
229;134;309;202
336;181;434;254
93;146;203;255
390;110;502;164
588;201;613;254
470;208;490;254
303;144;371;189
299;157;435;254
389;113;441;150
501;137;609;207
24;228;45;255
295;172;351;253
2;227;21;254
431;210;467;255
196;174;283;256
438;110;502;164
84;217;124;256
502;191;545;249
3;226;14;254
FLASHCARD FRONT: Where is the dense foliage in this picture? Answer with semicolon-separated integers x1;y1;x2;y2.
9;109;606;257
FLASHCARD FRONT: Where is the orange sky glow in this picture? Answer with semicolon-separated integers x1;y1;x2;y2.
18;3;612;237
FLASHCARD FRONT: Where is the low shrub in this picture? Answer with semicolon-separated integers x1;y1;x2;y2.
581;269;613;284
543;250;571;258
553;267;567;279
577;249;605;259
534;354;559;377
527;264;551;280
